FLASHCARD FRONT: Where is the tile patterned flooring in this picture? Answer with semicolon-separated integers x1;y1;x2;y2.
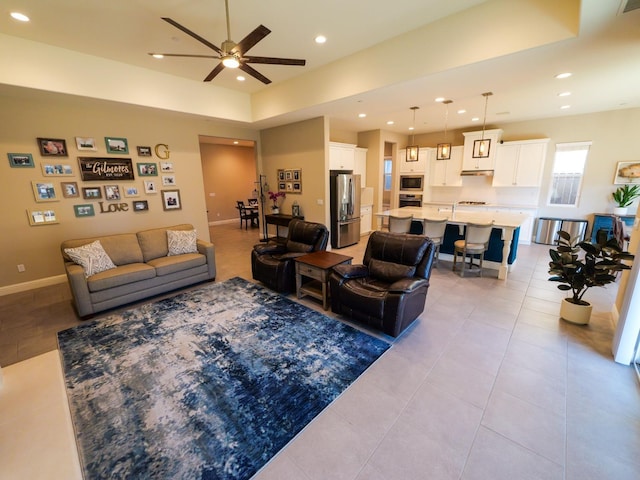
1;223;639;479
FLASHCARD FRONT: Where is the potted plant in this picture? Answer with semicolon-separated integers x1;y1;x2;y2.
548;230;634;324
612;184;640;215
268;191;285;214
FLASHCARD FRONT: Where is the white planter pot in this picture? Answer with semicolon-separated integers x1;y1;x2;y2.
560;298;592;325
271;207;279;214
613;207;628;215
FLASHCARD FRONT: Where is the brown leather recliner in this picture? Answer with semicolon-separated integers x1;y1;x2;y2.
251;219;329;293
329;231;435;337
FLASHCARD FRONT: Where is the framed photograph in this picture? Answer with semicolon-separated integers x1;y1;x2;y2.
162;175;176;186
137;146;152;157
292;182;302;193
41;163;73;176
78;157;134;181
75;137;97;151
144;180;157;193
104;185;121;201
27;209;58;226
73;204;95;217
123;185;140;197
8;153;34;168
132;200;149;212
278;170;285;181
613;162;640;185
161;189;181;211
160;161;174;173
32;181;58;202
61;181;79;198
285;170;293;181
137;162;158;176
473;139;491;158
105;137;129;154
37;138;68;157
82;186;102;200
285;182;294;192
293;169;301;181
278;182;286;191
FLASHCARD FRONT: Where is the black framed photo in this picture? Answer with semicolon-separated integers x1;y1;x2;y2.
105;137;129;154
161;189;181;211
74;204;95;217
133;200;149;212
137;146;152;157
37;138;68;157
82;186;102;200
8;153;34;168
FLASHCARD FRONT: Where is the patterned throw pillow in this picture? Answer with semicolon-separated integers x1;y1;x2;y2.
64;240;116;278
167;229;198;256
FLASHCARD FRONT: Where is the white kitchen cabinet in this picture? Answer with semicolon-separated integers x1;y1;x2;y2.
360;205;372;235
354;147;367;182
329;142;355;171
461;129;503;172
399;147;428;173
430;146;463;186
493;139;549;187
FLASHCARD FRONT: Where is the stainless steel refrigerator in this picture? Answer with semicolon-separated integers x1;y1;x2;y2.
330;171;361;248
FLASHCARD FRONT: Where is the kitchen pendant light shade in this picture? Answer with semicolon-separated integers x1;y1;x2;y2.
406;106;419;161
473;92;492;158
436;143;451;160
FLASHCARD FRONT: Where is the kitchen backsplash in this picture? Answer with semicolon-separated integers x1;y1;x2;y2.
426;176;541;207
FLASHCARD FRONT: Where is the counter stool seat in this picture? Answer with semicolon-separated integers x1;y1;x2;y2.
453;223;493;277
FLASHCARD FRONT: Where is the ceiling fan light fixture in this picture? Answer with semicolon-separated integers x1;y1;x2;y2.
222;54;240;68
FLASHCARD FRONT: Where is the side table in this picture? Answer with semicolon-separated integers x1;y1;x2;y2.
294;251;352;310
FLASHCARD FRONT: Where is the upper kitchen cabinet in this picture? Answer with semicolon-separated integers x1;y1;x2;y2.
354;147;368;182
461;129;503;173
399;147;428;173
493;139;549;187
430;146;463;186
329;142;355;171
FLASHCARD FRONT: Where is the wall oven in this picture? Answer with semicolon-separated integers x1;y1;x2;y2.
399;194;423;208
399;175;424;191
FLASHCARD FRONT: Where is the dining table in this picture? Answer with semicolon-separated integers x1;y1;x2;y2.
376;206;529;280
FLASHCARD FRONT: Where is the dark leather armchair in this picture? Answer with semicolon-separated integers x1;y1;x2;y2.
251;219;329;293
329;231;435;337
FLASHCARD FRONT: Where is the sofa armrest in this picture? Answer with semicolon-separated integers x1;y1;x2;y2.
197;239;216;280
332;264;369;279
388;277;429;294
65;262;94;317
253;242;287;255
276;252;307;261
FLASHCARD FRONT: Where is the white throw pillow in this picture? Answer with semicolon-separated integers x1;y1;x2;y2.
64;240;116;278
167;229;198;256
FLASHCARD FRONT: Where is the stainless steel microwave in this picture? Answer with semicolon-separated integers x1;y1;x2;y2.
399;175;424;191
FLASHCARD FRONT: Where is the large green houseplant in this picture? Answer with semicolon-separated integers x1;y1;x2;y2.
548;230;634;324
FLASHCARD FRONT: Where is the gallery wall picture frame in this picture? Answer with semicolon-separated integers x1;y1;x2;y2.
32;181;58;202
277;168;302;194
105;137;129;154
73;204;95;218
61;181;79;198
133;200;149;212
123;186;140;197
78;157;135;181
27;209;58;226
613;162;640;185
137;162;158;176
162;175;176;186
75;137;97;151
137;146;152;157
104;185;121;201
82;186;102;200
144;180;157;193
37;138;68;157
41;163;74;176
160;161;174;172
161;189;181;211
8;153;34;168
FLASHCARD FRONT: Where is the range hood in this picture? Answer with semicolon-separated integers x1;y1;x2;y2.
460;169;494;176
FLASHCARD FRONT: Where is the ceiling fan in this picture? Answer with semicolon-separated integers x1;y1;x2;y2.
150;0;306;84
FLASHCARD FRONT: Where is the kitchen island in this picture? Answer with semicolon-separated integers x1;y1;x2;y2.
376;207;529;280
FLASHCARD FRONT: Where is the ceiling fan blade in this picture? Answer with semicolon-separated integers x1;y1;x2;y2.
239;63;271;84
204;63;226;82
244;56;306;66
149;53;220;59
162;17;222;55
232;25;271;55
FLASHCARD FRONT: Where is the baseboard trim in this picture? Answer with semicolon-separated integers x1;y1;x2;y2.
0;275;67;297
209;218;239;226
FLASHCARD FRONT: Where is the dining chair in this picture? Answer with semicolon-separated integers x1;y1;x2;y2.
237;201;259;229
452;222;493;277
388;215;413;233
422;218;448;266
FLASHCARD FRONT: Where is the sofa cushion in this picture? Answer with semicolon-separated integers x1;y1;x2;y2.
87;263;156;292
147;253;206;276
167;229;198;256
61;234;143;266
64;240;116;278
137;224;195;262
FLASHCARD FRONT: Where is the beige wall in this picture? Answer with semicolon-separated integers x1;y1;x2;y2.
0;89;259;292
200;144;257;223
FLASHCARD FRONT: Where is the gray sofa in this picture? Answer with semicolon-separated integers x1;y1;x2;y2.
60;224;216;317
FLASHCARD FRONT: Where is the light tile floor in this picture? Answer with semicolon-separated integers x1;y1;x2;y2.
1;223;639;479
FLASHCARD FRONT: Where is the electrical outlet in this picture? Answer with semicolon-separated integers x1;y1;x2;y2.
17;264;25;273
317;199;324;205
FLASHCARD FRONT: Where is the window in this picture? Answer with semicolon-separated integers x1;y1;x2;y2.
384;158;393;191
548;142;591;206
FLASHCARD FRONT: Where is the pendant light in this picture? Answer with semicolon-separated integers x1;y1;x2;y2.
473;92;492;158
406;106;419;162
436;100;452;160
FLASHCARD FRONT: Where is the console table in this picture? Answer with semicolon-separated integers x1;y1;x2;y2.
264;214;304;242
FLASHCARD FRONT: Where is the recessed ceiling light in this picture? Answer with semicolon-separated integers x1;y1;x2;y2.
10;12;30;22
560;105;571;109
555;72;572;79
434;97;445;103
408;127;415;131
358;113;366;118
471;117;480;122
457;109;466;114
236;75;245;81
558;91;571;97
151;54;164;59
315;35;327;44
386;120;395;125
233;141;239;145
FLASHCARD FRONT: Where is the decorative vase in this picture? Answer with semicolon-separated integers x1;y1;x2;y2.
272;207;279;214
613;206;627;215
559;298;592;325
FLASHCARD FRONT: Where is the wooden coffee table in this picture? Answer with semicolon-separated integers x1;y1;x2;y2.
294;250;353;310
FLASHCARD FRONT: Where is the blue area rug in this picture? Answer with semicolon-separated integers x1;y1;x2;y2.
58;277;390;479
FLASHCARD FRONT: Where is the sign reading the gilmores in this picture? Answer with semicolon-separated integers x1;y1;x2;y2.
78;157;135;181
